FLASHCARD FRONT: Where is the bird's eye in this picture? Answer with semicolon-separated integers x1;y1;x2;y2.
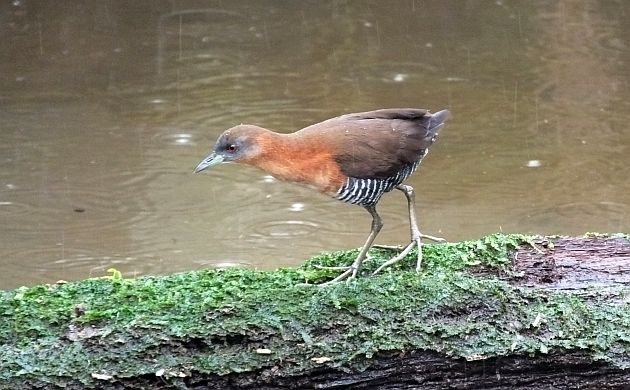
227;144;238;153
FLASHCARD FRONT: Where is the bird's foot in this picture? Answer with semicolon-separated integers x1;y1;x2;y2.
297;262;363;287
296;266;353;287
418;233;446;243
372;244;405;250
317;268;356;286
372;240;419;275
312;265;352;271
372;232;445;275
373;234;444;252
309;250;371;286
312;250;380;271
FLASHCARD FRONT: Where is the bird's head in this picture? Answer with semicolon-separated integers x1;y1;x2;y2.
194;125;266;173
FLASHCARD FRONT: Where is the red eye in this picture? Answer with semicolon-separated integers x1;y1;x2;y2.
227;144;237;153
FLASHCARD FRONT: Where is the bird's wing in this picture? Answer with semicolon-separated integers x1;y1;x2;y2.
302;109;446;180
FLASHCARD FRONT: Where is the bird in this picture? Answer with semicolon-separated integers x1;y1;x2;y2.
194;108;449;284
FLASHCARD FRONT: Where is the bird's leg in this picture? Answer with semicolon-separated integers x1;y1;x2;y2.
373;185;444;275
371;190;443;252
319;205;383;285
399;184;445;243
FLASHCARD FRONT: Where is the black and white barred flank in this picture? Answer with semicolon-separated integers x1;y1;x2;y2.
335;158;422;206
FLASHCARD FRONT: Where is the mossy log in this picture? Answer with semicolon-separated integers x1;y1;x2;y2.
2;234;630;389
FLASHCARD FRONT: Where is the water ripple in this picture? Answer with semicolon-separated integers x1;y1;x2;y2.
0;199;31;217
521;201;629;235
1;186;156;237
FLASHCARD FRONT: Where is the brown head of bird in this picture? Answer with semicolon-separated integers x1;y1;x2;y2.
194;124;267;171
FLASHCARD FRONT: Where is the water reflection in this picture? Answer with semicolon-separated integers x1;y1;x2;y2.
1;0;629;289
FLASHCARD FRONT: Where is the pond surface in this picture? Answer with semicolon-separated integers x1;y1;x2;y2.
1;0;629;289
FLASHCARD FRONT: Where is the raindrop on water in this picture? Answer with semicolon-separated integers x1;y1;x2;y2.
173;133;193;145
526;160;542;168
288;203;305;212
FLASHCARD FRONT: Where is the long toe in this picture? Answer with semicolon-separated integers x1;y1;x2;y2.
419;233;446;242
372;241;417;275
372;244;406;250
318;268;355;286
414;231;445;271
415;238;423;272
313;265;352;271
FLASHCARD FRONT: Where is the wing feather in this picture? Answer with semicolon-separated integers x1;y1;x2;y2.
298;109;448;179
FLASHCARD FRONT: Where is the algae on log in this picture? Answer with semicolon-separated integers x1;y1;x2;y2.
1;234;630;389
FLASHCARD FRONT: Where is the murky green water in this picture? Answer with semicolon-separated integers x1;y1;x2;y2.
1;0;629;289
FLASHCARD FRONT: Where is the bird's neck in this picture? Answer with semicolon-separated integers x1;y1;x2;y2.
243;129;345;193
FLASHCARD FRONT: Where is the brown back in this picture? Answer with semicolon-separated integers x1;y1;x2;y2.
296;109;444;180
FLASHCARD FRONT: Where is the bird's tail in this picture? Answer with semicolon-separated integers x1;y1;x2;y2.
427;109;450;138
418;109;449;147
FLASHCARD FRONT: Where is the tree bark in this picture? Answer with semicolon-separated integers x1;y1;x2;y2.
510;235;630;289
188;350;630;390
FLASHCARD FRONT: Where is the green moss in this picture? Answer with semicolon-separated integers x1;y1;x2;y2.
302;233;533;281
1;233;629;387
